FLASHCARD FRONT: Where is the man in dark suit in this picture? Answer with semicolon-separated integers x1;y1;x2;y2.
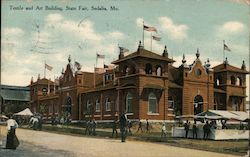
119;112;128;142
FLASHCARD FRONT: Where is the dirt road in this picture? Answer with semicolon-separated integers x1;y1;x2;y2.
0;128;240;157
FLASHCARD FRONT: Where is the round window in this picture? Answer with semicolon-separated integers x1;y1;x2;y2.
195;69;202;76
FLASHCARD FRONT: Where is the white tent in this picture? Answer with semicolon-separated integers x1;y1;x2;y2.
14;108;33;116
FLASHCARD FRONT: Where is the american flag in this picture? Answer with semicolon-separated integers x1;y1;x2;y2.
224;44;231;52
152;35;161;41
45;63;53;71
97;53;105;59
144;25;157;32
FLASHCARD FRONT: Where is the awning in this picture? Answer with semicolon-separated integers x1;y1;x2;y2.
13;108;33;116
143;84;164;90
214;88;226;93
230;93;246;97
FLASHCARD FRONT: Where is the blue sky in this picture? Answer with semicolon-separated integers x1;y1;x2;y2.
1;0;249;99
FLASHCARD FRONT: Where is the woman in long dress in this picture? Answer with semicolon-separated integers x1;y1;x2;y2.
6;118;19;149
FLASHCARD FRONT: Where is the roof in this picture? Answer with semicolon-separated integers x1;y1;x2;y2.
14;108;33;116
196;110;249;121
112;48;175;64
213;63;249;74
0;85;30;101
31;78;55;86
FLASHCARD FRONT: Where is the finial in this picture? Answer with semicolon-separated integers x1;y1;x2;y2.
182;54;186;64
162;45;168;57
61;68;64;74
224;57;228;64
206;58;210;67
241;60;246;70
38;74;40;80
196;48;200;58
68;55;71;63
137;41;143;51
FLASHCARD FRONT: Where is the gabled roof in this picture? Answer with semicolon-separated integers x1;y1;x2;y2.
213;63;249;74
31;78;54;86
112;48;175;64
0;85;30;101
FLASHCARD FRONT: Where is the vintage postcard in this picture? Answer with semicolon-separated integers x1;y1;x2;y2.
0;0;249;156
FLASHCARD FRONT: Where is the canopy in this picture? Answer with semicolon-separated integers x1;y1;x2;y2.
196;110;249;121
14;108;33;116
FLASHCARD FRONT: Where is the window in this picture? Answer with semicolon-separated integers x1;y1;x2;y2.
145;63;153;74
105;98;111;111
168;96;174;109
126;92;133;113
78;79;82;84
156;66;162;76
185;73;188;77
86;100;92;113
231;76;236;85
131;66;136;74
95;99;100;112
148;92;157;113
195;69;202;76
236;77;242;86
232;97;240;111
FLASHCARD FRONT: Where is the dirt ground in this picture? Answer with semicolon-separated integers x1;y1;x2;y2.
0;127;243;157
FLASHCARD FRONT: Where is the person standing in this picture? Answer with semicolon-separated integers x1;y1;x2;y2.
85;120;90;135
184;120;190;138
146;119;150;133
161;123;167;138
6;118;19;149
137;119;143;133
119;112;128;142
128;120;132;135
192;121;198;139
203;121;210;140
112;119;118;138
92;119;97;136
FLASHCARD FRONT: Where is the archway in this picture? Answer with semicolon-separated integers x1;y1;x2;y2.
194;95;203;115
64;96;72;115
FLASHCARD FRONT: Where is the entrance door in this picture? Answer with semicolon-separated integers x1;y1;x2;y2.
194;95;203;115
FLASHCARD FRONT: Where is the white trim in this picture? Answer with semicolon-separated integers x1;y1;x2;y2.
94;115;101;117
147;113;160;115
103;114;112;117
126;113;134;115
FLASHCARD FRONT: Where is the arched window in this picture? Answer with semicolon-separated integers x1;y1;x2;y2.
123;66;129;75
105;98;111;111
195;69;202;76
95;99;100;112
126;92;133;113
145;63;153;74
231;76;236;85
130;66;136;74
236;77;242;86
168;96;174;109
156;66;162;76
86;100;92;113
148;92;157;113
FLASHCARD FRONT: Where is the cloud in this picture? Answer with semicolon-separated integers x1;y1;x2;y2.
136;17;144;28
2;27;24;36
108;31;125;39
159;17;189;40
216;21;245;36
45;13;63;24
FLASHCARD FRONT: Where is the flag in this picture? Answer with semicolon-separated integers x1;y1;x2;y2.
224;44;231;51
45;63;53;71
119;47;129;53
152;35;161;41
143;25;157;32
75;61;82;70
97;53;105;59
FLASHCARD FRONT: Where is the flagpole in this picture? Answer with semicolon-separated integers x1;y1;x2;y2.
223;40;225;62
150;33;152;51
94;64;96;88
142;20;144;47
44;61;46;78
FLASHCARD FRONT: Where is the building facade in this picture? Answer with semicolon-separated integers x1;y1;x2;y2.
0;85;30;114
29;43;249;121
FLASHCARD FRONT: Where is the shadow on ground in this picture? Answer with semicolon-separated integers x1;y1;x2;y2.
0;141;74;157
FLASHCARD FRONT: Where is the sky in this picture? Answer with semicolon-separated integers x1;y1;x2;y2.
1;0;249;100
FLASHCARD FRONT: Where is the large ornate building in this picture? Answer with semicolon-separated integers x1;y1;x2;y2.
29;42;249;121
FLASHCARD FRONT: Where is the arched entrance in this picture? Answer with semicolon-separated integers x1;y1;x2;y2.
194;95;203;115
64;96;72;115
